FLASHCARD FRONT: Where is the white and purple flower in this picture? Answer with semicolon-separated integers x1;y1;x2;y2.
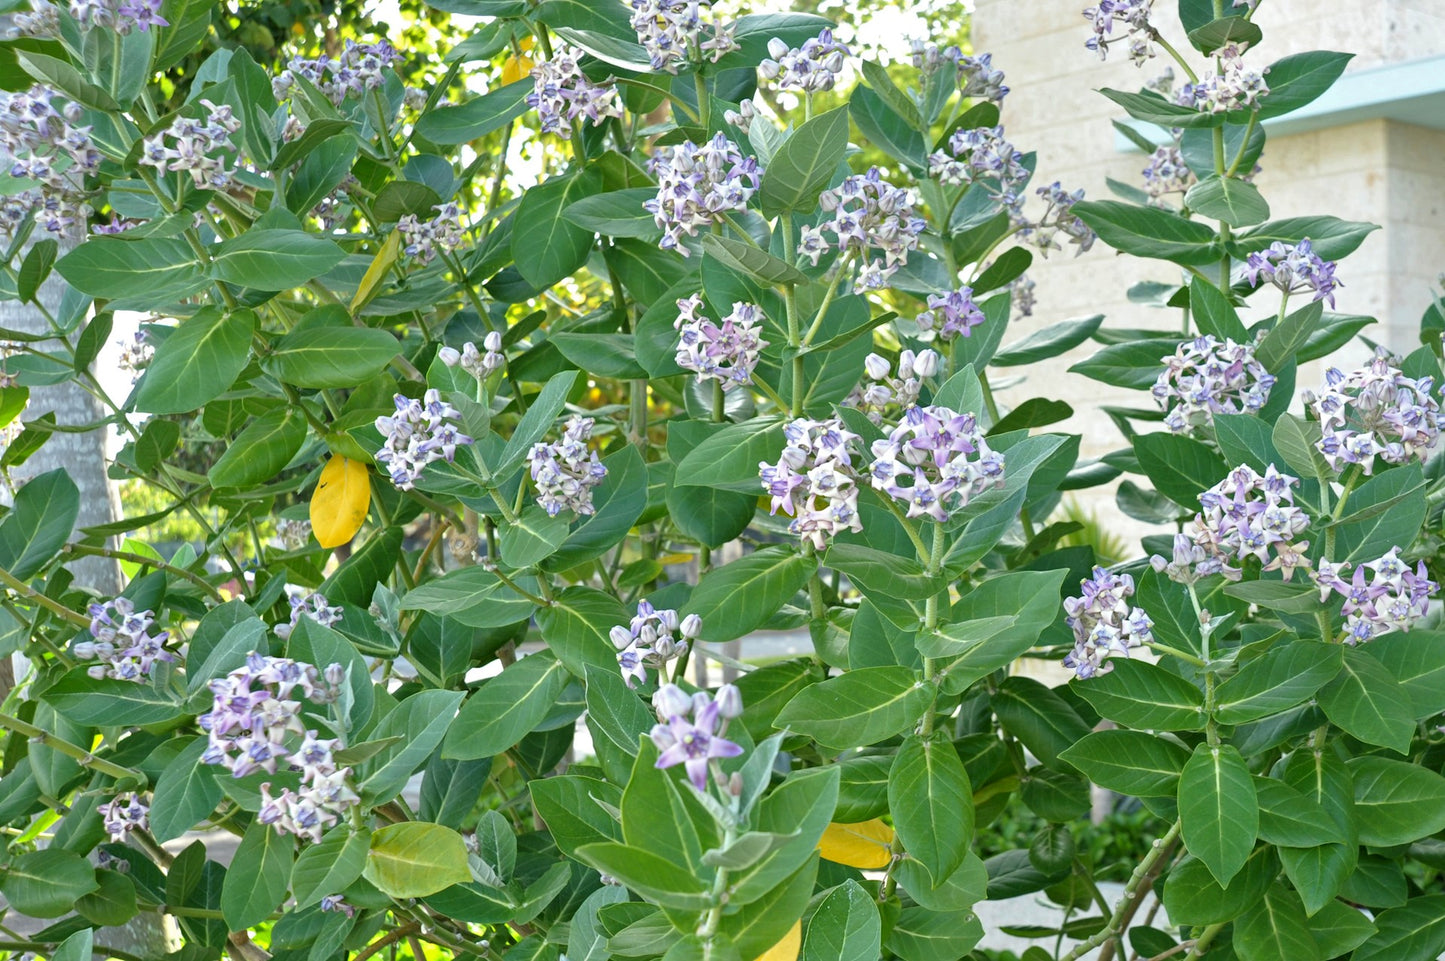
674;295;769;390
1152;335;1275;433
1306;352;1440;474
761;417;865;549
868;405;1005;522
650;682;744;790
375;390;475;491
527;416;608;517
1063;566;1154;679
1314;548;1438;643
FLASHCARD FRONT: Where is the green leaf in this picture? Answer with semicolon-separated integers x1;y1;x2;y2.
1234;883;1320;961
992;314;1103;366
442;651;569;759
132;307;255;414
1069;337;1181;389
676;416;784;493
357;689;464;804
1188;275;1249;341
512;171;601;289
1073;199;1221;265
889;733;973;883
1348;756;1445;846
1133;432;1228;507
992;677;1092;771
209;407;308;489
1185;177;1270;227
1178;743;1257;885
759;106;850;218
1221;579;1322;615
850;83;928;172
1233;215;1378;261
888;905;985;961
621;740;705;873
1352;896;1445;961
1369;630;1445;718
1186;15;1263;54
1329;464;1427;564
682;547;815;643
1308;901;1376;958
0;849;97;917
221;819;293;930
17;238;56;304
55;236;208;308
291;827;370;909
210;229;346;290
776;666;935;751
262;327;398;389
1162;848;1277;926
50;930;93;961
563;188;663;240
1317;647;1415;754
529;774;622;859
1214;640;1342;723
0;467;77;578
1099;88;1224;130
545;442;649;572
701;233;808;285
40;667;179;725
149;736;225;842
1256;51;1353;120
1254;777;1347;847
364;822;472;898
498;505;571;569
496;369;580;477
1073;659;1206;731
801;880;883;961
537;587;629;679
1256;300;1323;371
574;842;713;911
415;78;533;144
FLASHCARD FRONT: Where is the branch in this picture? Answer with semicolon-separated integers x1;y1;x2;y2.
0;711;146;787
0;564;90;629
1061;820;1182;961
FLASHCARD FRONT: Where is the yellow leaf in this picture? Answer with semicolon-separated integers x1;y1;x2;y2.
310;456;371;549
350;230;400;314
817;819;895;869
501;53;535;85
756;920;801;961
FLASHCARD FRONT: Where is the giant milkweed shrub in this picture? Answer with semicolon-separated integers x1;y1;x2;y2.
0;1;1440;960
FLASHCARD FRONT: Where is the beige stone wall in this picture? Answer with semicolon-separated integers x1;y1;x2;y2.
969;0;1445;548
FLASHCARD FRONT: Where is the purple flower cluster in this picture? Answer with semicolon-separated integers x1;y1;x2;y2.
1029;182;1096;256
9;3;60;36
846;349;939;425
928;126;1029;221
527;44;624;135
73;597;173;682
628;0;738;73
1150;531;1234;585
273;40;400;106
1175;44;1269;113
917;287;984;342
868;406;1005;522
1011;274;1037;318
98;793;149;842
200;654;357;843
610;601;701;687
1315;548;1439;644
1152;335;1276;433
1063;567;1154;679
674;295;768;390
276;518;313;551
650;682;743;791
375;390;475;491
1307;353;1441;473
274;590;343;642
1082;0;1155;64
439;331;506;382
1141;145;1194;202
759;30;849;94
68;0;167;33
0;85;101;238
1192;464;1311;581
527;416;608;517
1243;238;1339;308
908;44;1009;101
138;99;242;190
798;168;926;290
644;134;762;255
397;202;466;266
115;330;153;383
723;98;758;134
760;417;864;549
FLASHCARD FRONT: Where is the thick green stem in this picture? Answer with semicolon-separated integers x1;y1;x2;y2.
0;711;146;785
1060;821;1182;961
0;565;89;630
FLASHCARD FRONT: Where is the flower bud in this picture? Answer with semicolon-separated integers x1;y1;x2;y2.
72;641;96;659
914;349;940;377
691;691;713;719
654;684;692;720
437;346;461;366
767;38;789;59
714;683;743;719
609;625;634;650
653;636;676;659
679;613;702;639
483;331;503;352
324;662;346;687
657;608;679;633
864;353;890;381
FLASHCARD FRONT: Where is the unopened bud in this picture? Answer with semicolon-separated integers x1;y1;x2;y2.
715;683;743;719
864;353;890;381
609;625;634;650
437;346;461;366
767;38;789;59
657;608;678;633
914;349;940;377
324;662;346;687
680;613;702;639
654;684;692;720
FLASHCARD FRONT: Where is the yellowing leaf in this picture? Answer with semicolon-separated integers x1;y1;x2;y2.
817;819;895;869
350;230;400;314
310;456;371;549
756;920;801;961
501;53;535;85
